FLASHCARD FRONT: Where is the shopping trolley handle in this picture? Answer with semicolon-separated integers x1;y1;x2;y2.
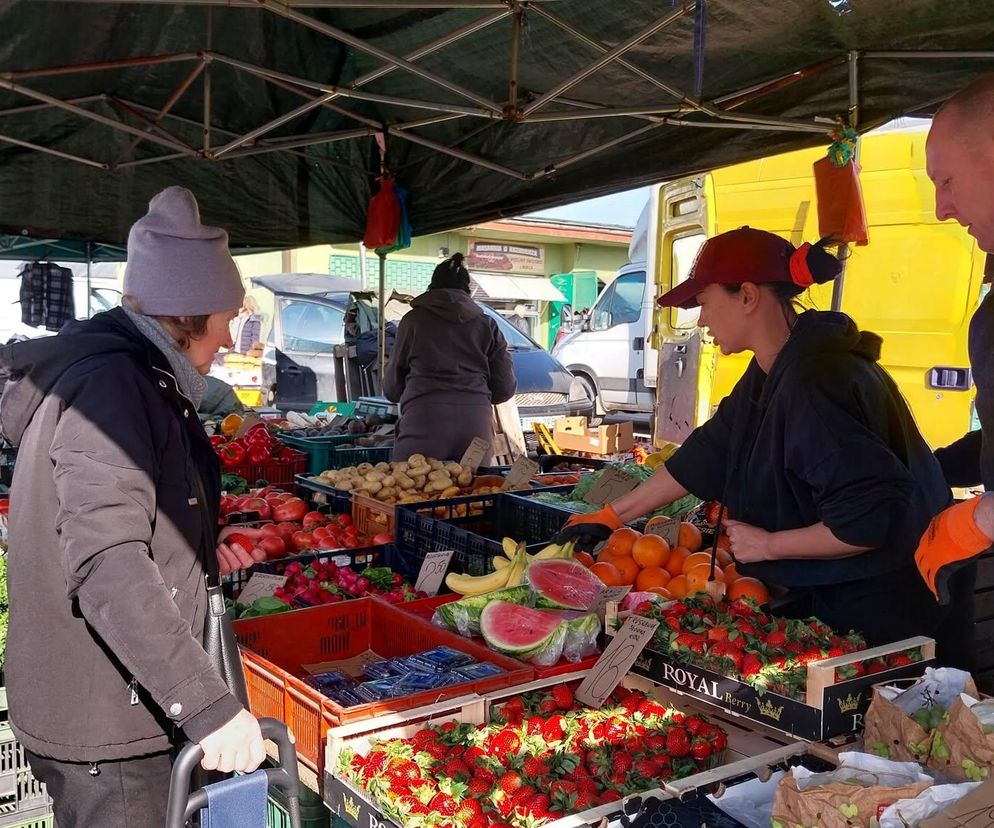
164;717;301;828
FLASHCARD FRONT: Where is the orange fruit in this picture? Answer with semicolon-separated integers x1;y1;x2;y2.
632;535;670;569
678;522;703;553
646;586;672;599
573;550;595;568
635;566;671;592
590;561;623;586
682;551;713;575
611;556;641;586
727;577;769;606
665;547;691;577
605;527;641;558
597;548;619;564
715;548;734;568
716;533;731;551
666;574;690;598
723;563;741;583
686;563;725;593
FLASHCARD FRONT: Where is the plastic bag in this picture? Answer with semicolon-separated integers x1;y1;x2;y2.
548;610;601;662
813;156;869;246
363;177;400;249
879;781;982;827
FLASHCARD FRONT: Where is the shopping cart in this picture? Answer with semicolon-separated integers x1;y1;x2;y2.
164;717;302;828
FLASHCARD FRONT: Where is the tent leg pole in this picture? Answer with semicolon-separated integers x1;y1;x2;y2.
831;50;859;313
86;242;92;319
378;252;387;389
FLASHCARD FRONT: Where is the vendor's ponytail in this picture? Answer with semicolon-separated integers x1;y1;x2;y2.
428;252;471;293
790;237;842;286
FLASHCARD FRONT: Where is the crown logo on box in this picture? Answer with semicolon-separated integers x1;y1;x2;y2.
343;796;361;821
757;698;785;722
838;693;862;714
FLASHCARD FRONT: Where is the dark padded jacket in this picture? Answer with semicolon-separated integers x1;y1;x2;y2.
0;309;242;761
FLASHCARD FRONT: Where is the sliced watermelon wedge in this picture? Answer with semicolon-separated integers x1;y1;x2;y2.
479;600;566;666
526;559;602;610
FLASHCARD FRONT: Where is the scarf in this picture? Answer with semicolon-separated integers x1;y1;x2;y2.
123;305;208;408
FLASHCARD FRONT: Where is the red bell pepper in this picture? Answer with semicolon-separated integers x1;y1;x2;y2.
209;435;227;448
247;444;271;465
218;443;246;467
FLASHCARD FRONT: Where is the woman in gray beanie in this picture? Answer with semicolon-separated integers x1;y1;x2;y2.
0;186;266;827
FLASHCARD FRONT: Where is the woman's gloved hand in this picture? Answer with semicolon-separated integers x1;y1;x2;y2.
552;505;623;552
915;496;994;603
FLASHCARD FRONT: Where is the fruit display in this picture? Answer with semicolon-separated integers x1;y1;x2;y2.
627;594;918;700
211;421;303;468
529;463;700;518
304;645;503;708
576;523;773;604
337;684;728;828
444;539;576;596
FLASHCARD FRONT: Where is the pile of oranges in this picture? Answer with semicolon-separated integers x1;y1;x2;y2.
572;523;769;605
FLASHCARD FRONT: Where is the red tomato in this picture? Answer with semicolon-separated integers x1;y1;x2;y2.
219;495;239;515
310;526;331;541
226;533;256;557
336;514;353;528
317;536;343;550
276;522;301;538
343;536;359;548
258;536;287;560
291;531;315;552
344;526;358;538
302;511;327;529
272;493;295;503
371;533;393;545
259;523;282;537
272;497;307;522
236;497;271;520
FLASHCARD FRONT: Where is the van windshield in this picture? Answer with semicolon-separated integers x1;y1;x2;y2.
480;303;537;350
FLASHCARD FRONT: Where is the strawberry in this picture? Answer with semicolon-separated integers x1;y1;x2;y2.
611;753;633;775
442;759;472;780
691;742;713;762
455;799;484;822
464;746;486;767
633;758;658;780
525;716;545;736
573;791;597;810
497;770;524;796
764;631;787;649
429;792;459;816
636;699;668;720
467;777;493;797
887;653;914;668
412;730;439;750
684;716;705;735
538;697;560;714
489;729;522;759
523;756;551;777
390;760;422;785
866;659;889;674
552;684;574;709
398;795;431;816
541;716;566;743
665;727;691;757
598;790;623;804
502;696;525;719
742;652;763;677
522;793;551;818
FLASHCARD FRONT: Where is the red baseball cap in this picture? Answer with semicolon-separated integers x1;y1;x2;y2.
657;227;812;309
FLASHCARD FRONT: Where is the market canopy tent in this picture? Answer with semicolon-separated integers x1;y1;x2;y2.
1;1;994;248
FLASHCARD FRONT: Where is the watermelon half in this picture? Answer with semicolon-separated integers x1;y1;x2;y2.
526;559;602;611
479;600;567;666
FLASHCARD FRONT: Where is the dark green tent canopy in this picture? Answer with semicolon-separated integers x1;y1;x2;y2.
1;0;993;248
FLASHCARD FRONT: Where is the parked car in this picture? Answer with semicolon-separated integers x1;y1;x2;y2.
251;273;593;426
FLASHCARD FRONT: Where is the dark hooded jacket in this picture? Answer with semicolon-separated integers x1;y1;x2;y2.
666;311;952;587
0;309;242;762
383;289;516;408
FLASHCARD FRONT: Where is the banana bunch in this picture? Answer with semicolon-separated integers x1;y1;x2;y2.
443;537;576;596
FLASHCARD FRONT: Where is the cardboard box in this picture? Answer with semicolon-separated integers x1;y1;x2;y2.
553;417;634;455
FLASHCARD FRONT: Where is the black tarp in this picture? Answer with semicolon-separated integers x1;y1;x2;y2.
1;1;993;247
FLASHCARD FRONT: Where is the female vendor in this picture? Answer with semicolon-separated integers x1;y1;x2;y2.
558;227;973;666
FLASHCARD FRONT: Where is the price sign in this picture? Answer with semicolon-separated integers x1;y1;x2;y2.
237;573;288;607
575;615;659;709
502;456;539;490
582;467;641;506
233;411;264;439
459;437;491;474
645;517;681;548
375;423;396;437
414;550;455;596
589;585;632;615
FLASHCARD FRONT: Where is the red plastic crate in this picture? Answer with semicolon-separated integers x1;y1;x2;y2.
224;452;308;487
233;598;534;777
392;595;601;680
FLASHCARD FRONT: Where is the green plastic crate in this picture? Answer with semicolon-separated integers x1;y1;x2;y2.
307;402;357;417
267;781;330;828
279;436;392;475
0;814;53;828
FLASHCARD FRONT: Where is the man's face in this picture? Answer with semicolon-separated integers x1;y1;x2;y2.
927;113;994;253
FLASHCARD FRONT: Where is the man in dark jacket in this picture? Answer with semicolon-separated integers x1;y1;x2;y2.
384;253;516;460
0;187;266;827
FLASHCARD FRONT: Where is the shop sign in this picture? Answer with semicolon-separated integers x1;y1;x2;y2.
467;239;545;274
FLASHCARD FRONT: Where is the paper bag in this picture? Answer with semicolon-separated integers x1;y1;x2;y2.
930;694;994;782
772;753;932;828
813;156;869;245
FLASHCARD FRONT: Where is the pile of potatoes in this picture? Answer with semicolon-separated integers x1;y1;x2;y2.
315;455;476;505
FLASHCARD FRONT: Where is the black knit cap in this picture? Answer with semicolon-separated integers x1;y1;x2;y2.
429;253;471;292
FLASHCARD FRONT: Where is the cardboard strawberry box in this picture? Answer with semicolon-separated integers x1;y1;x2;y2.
606;603;936;742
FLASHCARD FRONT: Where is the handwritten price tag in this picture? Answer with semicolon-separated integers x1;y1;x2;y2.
582;467;641;506
459;437;491;474
503;456;539;490
415;550;455;596
237;572;288;607
575;615;659;709
589;585;632;615
645;517;681;548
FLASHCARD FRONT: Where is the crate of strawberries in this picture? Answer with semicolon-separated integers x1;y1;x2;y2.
607;594;936;741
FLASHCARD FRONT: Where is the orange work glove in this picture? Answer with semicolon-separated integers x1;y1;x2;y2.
552;505;624;553
915;498;993;603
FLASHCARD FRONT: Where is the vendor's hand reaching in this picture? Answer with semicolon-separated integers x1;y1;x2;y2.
552;505;623;553
723;520;775;564
216;525;267;576
199;708;266;774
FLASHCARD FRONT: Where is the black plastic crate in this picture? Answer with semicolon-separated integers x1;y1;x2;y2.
294;474;354;512
395;492;573;577
537;454;609;472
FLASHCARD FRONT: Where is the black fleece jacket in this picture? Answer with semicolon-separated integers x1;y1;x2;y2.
666;311;952;588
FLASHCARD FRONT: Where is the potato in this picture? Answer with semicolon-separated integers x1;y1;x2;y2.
376;486;397;501
366;470;386;483
395;472;416;490
429;459;443;471
428;469;451;482
364;480;383;494
336;479;354;491
441;486;461;499
408;465;430;479
407;454;426;467
375;462;391;473
398;493;423;504
392;461;409;475
427;479;451;493
357;463;374;475
457;470;473;487
444;462;464;477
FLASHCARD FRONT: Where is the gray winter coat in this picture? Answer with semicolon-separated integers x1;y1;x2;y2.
383;290;516;460
0;309;242;762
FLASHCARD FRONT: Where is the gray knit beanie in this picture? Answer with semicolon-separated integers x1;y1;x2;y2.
123;186;245;316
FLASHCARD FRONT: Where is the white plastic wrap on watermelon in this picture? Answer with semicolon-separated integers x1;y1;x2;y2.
478;600;600;666
526;559;602;610
432;586;531;637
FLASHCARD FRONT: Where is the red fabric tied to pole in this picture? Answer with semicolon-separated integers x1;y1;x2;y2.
363;177;400;249
813;156;869;246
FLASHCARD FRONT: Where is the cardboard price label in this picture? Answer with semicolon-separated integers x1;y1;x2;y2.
589;585;632;615
459;437;491;474
503;456;539;490
575;615;659;709
237;572;288;607
414;550;455;596
582;467;641;506
233;411;265;439
645;517;681;548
